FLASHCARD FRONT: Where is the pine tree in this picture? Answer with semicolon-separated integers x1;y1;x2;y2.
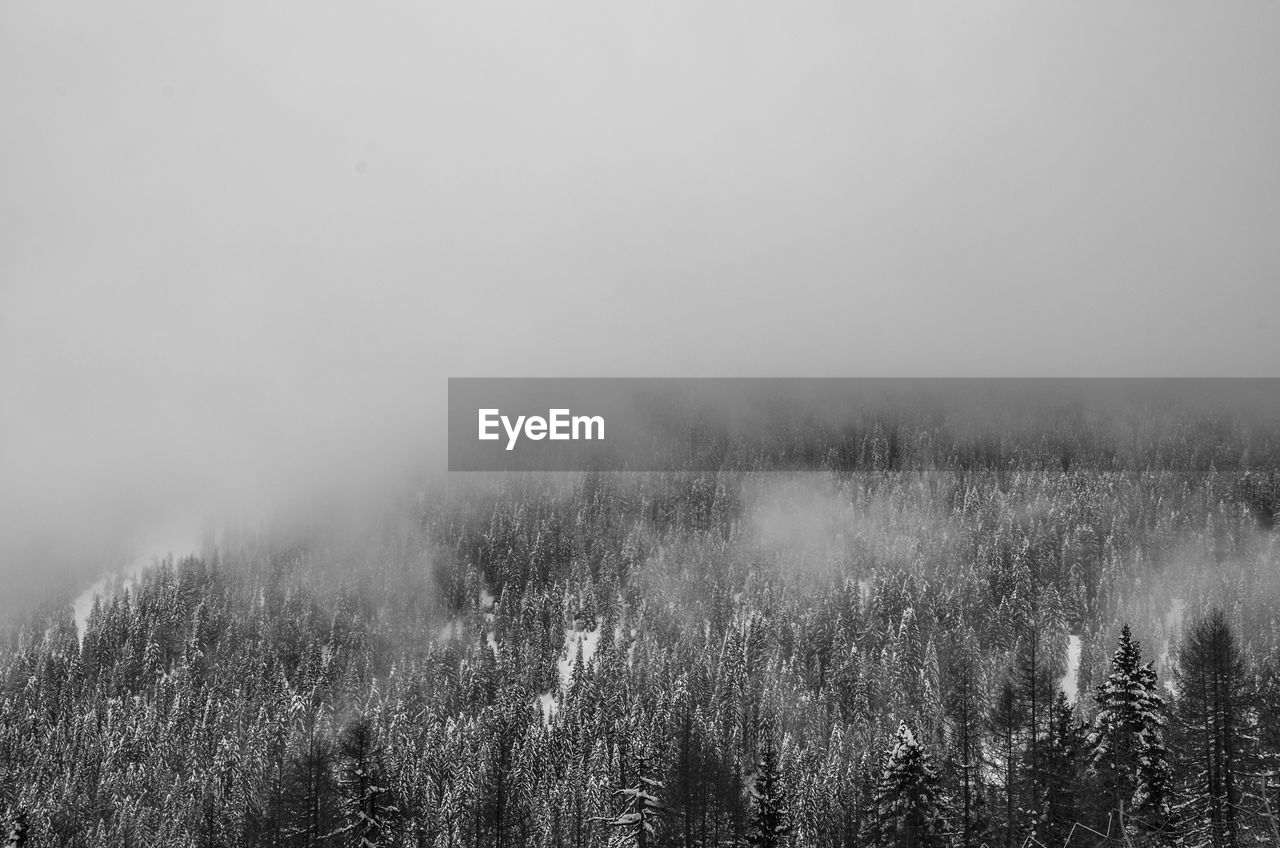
1257;658;1280;801
1173;608;1251;848
281;694;340;847
1034;692;1087;847
942;632;988;848
1087;624;1172;830
747;726;790;848
987;677;1023;848
870;722;947;848
1012;587;1062;825
4;810;27;848
331;716;400;847
597;751;665;848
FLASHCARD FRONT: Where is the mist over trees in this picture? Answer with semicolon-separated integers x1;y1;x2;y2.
2;408;1280;847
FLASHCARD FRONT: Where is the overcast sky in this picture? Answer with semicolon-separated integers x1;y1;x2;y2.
2;1;1278;584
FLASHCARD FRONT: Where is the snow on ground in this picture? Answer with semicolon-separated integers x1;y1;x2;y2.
529;625;608;725
480;588;499;655
617;625;638;668
536;692;558;726
1060;634;1082;703
434;589;500;652
72;519;203;643
558;624;602;689
1160;597;1187;694
73;572;138;642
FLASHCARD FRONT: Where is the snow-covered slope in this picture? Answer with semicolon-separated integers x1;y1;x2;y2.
72;521;203;642
1059;633;1082;703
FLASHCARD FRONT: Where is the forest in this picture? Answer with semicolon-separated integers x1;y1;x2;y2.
2;402;1280;847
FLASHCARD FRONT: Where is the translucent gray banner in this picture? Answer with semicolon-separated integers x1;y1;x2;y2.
447;378;1280;472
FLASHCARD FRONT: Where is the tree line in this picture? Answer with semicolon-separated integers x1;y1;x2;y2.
0;464;1277;847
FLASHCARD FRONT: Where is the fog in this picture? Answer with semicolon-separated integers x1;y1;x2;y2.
2;1;1279;602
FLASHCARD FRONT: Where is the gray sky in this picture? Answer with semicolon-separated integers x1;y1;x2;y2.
2;1;1278;583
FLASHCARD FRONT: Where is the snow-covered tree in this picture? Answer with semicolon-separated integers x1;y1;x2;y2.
597;753;665;848
4;810;27;847
870;722;947;848
331;716;400;847
1087;624;1172;829
747;727;790;848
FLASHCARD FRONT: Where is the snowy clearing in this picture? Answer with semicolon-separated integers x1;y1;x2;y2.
1059;633;1082;703
72;521;203;643
558;625;602;689
536;692;558;726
